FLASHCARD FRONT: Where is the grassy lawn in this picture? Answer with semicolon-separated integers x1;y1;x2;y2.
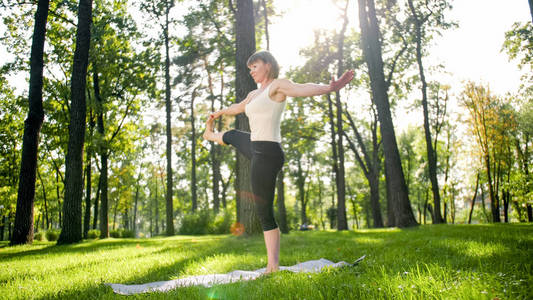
1;224;531;299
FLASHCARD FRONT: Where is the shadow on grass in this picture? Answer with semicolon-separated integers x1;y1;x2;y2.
28;235;258;299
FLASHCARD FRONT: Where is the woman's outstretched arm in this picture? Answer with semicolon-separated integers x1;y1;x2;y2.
274;70;355;98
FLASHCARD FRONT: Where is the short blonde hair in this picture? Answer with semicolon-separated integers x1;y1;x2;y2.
247;50;280;79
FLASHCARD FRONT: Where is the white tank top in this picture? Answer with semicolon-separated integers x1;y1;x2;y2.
245;84;286;142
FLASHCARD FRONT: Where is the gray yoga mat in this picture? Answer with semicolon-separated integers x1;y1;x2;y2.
108;256;365;295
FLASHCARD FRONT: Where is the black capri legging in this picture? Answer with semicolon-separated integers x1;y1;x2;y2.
223;129;284;231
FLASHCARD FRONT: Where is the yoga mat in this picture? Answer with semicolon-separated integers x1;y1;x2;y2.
108;256;365;295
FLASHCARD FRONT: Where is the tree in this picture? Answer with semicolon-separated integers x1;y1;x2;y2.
90;0;155;237
344;105;384;228
406;0;453;224
0;77;24;241
10;0;50;245
461;82;517;223
139;0;176;236
234;0;260;235
333;0;350;230
357;0;417;227
58;0;93;244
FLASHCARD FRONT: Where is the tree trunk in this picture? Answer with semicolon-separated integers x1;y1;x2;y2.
0;216;6;241
385;164;395;227
84;108;95;236
484;155;500;222
276;169;288;233
417;190;421;224
190;92;197;212
58;0;92;245
83;146;91;238
132;168;141;236
154;175;160;235
529;0;533;23
261;0;270;50
164;3;175;236
503;189;510;223
334;2;348;229
10;0;49;246
296;160;307;225
37;168;49;230
357;0;417;227
407;0;444;224
344;108;383;228
133;184;139;235
112;189;118;230
235;0;260;235
92;174;101;230
207;70;221;214
423;188;428;224
93;69;109;239
326;93;340;225
468;173;479;224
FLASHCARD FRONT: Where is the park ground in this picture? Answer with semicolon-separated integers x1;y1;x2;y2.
1;224;532;299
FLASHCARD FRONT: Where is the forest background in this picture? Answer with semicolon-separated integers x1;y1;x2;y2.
0;0;531;245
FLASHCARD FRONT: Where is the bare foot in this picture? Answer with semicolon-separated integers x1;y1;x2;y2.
203;117;225;145
264;265;279;274
203;117;215;141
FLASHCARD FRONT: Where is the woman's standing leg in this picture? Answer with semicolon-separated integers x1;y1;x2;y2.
263;227;280;273
250;143;284;273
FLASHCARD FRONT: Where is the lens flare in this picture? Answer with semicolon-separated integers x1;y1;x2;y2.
230;222;245;236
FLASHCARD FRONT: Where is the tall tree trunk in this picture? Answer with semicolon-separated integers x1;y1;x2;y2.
132;168;141;236
164;2;174;236
276;169;288;233
10;0;49;246
235;0;260;235
326;93;340;222
92;174;101;230
518;133;532;222
344;108;383;228
190;92;197;212
385;164;395;226
84;109;95;236
335;1;349;230
0;216;6;241
529;0;533;23
83;145;91;238
94;69;109;238
468;173;479;224
484;155;500;222
58;0;92;244
56;171;61;225
357;0;417;227
123;206;129;230
407;0;444;224
133;184;139;235
296;159;307;225
37;168;49;230
154;175;160;235
207;67;221;214
261;0;270;50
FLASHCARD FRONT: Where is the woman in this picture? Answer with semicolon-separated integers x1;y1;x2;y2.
203;50;354;273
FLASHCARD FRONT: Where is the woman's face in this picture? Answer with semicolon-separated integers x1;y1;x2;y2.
248;60;271;83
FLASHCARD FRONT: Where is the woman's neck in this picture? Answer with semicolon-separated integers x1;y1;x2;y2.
259;78;274;89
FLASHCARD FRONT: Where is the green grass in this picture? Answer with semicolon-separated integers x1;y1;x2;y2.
1;224;532;299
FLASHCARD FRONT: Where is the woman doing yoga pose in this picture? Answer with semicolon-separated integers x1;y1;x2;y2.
203;50;354;273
